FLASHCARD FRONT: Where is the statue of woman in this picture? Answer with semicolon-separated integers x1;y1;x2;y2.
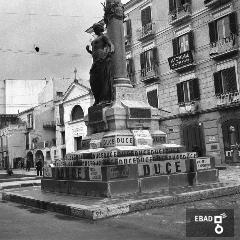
86;23;114;105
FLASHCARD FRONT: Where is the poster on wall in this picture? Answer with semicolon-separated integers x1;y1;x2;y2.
89;166;102;181
43;167;52;178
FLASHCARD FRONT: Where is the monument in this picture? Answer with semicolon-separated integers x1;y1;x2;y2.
41;0;218;197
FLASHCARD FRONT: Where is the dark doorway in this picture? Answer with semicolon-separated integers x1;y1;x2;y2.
182;123;205;157
222;119;240;163
74;137;82;151
26;151;34;168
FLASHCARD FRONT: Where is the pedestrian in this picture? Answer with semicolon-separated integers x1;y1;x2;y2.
21;159;24;169
36;159;43;176
26;159;31;172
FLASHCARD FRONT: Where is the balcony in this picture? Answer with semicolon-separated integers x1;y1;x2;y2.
43;121;56;129
204;0;232;8
169;3;192;26
179;101;199;115
137;22;156;42
216;91;240;108
210;34;238;60
168;50;195;72
140;65;159;83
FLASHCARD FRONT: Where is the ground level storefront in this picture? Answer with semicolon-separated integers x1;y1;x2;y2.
160;107;240;166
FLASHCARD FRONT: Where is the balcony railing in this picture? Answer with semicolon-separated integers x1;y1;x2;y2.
140;65;159;82
168;50;195;72
137;22;155;42
179;101;199;115
43;121;56;129
216;91;240;106
210;34;238;60
169;3;192;25
204;0;232;8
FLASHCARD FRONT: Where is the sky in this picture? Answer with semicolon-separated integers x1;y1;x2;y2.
0;0;129;81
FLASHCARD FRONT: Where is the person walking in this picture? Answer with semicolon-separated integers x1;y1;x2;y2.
36;159;43;176
26;159;31;172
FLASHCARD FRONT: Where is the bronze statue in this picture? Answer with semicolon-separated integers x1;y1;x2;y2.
86;23;114;105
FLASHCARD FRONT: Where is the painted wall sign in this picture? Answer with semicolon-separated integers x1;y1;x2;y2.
196;157;211;170
72;127;85;137
101;136;134;148
138;159;187;177
117;155;153;165
43;167;52;178
153;152;197;161
89;166;102;181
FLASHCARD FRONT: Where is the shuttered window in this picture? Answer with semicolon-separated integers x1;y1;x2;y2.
176;78;200;103
140;48;159;71
208;12;238;43
214;67;238;95
147;89;158;108
141;6;152;26
124;19;132;37
172;31;194;55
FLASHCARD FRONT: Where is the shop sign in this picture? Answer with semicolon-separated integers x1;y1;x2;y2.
89;166;102;181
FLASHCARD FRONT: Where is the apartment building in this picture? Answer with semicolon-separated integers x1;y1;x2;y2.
124;0;240;165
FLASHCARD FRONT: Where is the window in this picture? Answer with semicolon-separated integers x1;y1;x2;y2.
61;131;65;145
140;47;159;74
59;103;64;125
147;89;158;108
177;79;200;103
71;105;84;121
26;132;29;150
74;137;82;151
56;92;63;97
208;12;238;44
169;0;191;12
172;31;194;55
141;6;152;27
126;58;135;84
27;113;33;128
124;19;132;37
46;151;51;160
61;149;66;159
214;67;238;95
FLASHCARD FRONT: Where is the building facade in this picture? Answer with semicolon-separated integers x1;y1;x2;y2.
124;0;240;165
55;80;93;157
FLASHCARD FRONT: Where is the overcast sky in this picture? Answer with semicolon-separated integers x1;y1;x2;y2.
0;0;129;81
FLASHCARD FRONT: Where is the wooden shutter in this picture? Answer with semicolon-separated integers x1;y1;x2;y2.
152;47;159;66
59;104;64;125
177;83;184;103
189;79;200;101
188;31;195;51
147;89;158;108
169;0;176;12
145;6;152;25
229;12;238;34
223;67;237;93
126;19;132;36
208;21;218;43
141;7;151;26
140;52;146;70
213;72;223;95
172;38;179;55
